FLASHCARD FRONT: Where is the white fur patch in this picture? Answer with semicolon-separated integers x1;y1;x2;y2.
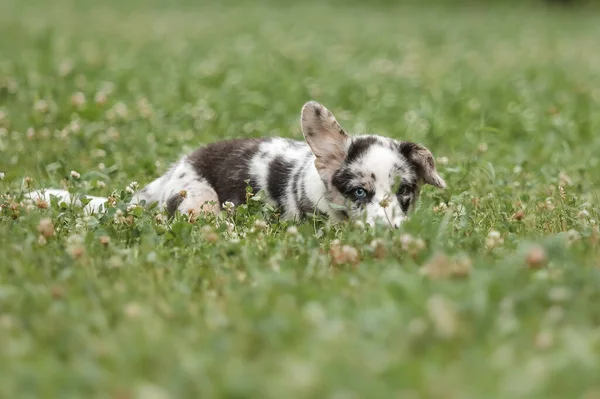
352;144;413;228
249;139;317;219
26;189;109;215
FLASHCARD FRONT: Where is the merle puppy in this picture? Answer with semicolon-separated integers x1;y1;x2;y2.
31;101;446;227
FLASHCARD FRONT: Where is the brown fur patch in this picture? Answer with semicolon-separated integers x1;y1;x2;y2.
399;142;446;189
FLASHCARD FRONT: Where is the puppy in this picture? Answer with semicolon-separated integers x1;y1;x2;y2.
29;101;446;227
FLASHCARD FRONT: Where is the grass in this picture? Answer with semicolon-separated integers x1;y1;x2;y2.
1;0;600;397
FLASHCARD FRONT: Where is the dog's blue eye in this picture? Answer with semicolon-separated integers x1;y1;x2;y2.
354;188;367;199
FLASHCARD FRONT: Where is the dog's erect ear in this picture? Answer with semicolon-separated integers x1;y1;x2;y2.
399;142;446;189
301;101;350;181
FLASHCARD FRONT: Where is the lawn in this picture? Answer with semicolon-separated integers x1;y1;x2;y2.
1;0;600;397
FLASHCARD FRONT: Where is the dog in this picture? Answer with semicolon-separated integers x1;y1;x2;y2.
28;101;446;228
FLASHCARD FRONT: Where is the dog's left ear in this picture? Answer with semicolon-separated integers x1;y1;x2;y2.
301;101;350;181
399;142;446;189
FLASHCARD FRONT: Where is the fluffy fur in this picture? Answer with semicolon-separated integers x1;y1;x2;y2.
28;101;446;228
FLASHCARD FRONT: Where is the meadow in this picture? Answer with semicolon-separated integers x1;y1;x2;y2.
1;0;600;397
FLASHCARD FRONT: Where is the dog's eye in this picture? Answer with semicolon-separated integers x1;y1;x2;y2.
353;188;367;199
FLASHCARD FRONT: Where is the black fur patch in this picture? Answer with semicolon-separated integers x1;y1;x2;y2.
331;168;373;204
397;141;417;159
292;158;314;216
331;168;357;195
314;106;321;118
166;193;184;216
179;173;186;179
345;136;379;164
399;197;411;213
267;156;294;207
397;141;424;176
396;181;417;213
188;138;265;205
396;181;416;196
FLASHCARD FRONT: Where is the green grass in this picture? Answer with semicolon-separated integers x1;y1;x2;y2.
2;0;600;398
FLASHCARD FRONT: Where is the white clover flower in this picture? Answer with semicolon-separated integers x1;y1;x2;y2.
399;233;413;250
437;156;449;166
222;201;235;214
124;302;141;317
92;149;106;158
71;92;86;108
94;91;108;105
34;99;49;113
67;234;84;246
254;219;268;230
404;110;418;124
488;231;501;239
578;209;590;218
433;202;448;213
413;238;426;251
58;59;73;76
69;120;81;133
370;238;383;249
485;230;504;250
559;172;573;187
566;229;580;244
113;102;128;119
70;170;81;179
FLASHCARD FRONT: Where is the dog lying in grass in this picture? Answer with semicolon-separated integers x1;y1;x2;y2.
29;101;446;228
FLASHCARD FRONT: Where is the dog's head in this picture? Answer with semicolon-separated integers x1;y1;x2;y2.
301;101;446;228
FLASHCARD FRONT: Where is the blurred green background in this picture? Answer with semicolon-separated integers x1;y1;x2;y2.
1;0;600;398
